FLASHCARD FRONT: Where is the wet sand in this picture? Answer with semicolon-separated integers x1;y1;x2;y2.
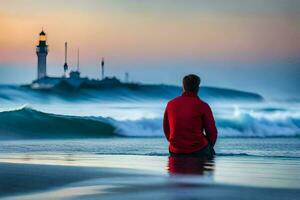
0;155;300;200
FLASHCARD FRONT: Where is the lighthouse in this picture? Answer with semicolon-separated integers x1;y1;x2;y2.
36;30;48;79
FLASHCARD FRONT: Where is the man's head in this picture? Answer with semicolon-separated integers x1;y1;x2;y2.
183;74;201;93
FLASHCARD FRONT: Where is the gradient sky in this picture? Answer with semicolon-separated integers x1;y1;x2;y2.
0;0;299;98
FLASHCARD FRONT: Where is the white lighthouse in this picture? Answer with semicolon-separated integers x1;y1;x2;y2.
36;30;48;79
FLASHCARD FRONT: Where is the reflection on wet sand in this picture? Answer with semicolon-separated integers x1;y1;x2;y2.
167;156;215;175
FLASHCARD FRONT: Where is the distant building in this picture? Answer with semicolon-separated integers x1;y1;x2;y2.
36;30;48;79
31;30;135;90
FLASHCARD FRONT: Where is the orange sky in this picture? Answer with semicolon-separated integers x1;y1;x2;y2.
1;0;299;64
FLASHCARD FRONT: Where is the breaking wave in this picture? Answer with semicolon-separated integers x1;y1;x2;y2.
0;107;116;139
0;107;299;139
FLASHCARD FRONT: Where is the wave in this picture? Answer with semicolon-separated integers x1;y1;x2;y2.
0;84;263;103
0;107;116;139
217;113;300;137
115;117;300;138
0;107;299;139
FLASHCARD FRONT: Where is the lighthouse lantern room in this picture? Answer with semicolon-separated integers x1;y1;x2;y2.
36;30;48;79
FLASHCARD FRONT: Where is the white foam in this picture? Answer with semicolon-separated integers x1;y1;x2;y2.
112;114;300;138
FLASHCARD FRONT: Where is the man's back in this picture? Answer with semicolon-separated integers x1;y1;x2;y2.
163;91;217;154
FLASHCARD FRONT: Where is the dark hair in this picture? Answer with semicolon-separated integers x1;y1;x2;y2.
183;74;201;92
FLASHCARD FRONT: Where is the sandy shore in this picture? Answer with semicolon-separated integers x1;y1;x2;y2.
0;162;136;198
0;159;299;200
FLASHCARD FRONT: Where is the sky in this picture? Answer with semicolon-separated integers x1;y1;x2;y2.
0;0;299;98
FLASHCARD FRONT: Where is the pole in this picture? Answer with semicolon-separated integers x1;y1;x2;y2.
101;57;104;80
65;42;67;63
63;42;68;77
77;48;79;72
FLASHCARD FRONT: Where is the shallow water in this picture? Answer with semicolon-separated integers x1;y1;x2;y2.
0;138;299;189
0;138;299;158
1;158;299;200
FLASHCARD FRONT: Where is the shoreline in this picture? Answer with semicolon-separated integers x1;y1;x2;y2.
1;154;300;200
0;162;137;198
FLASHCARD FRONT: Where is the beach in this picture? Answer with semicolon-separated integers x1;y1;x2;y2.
0;138;299;200
0;85;299;199
0;156;299;200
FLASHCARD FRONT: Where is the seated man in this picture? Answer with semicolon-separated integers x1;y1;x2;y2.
163;74;218;158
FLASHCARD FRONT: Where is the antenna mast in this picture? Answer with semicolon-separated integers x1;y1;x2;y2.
101;57;104;80
63;42;68;77
65;42;67;63
77;48;79;72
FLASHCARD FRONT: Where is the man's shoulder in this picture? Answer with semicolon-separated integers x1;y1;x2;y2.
166;96;212;114
198;99;213;113
167;95;208;105
169;95;180;102
198;98;209;106
166;97;177;108
197;98;211;108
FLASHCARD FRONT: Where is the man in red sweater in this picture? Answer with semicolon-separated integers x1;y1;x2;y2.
163;74;218;157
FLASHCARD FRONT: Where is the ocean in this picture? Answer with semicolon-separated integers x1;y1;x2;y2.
0;85;299;139
0;84;299;199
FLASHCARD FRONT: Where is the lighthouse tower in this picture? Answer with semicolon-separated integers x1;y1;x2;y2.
36;30;48;79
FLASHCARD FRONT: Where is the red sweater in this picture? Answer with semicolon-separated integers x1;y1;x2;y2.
163;92;218;154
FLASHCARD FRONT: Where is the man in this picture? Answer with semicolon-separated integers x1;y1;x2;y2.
163;74;218;158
